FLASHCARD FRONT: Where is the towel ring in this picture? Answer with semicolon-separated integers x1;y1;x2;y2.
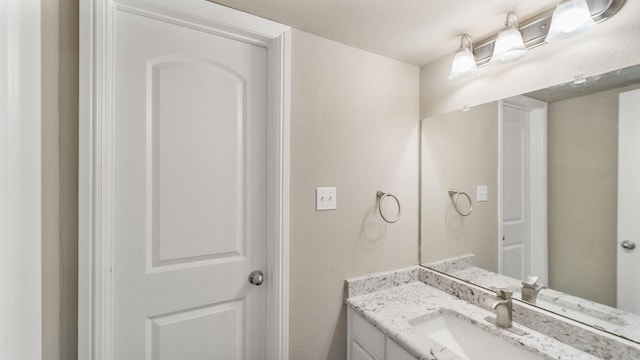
376;191;401;223
448;189;473;216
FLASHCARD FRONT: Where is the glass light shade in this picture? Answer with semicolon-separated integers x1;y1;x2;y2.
545;0;596;42
448;46;477;80
491;26;528;63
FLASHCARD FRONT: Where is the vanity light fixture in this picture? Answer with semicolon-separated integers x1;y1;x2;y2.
448;35;477;80
490;12;527;63
446;0;625;80
545;0;596;42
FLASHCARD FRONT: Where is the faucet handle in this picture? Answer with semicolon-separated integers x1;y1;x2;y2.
490;287;513;300
522;275;540;287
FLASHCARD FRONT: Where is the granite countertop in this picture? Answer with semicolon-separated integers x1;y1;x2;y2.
447;265;640;342
347;281;601;360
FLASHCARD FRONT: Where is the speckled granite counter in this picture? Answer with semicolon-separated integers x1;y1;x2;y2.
427;254;640;343
347;281;599;359
346;266;640;360
449;266;640;340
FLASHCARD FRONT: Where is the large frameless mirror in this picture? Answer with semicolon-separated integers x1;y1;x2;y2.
420;63;640;343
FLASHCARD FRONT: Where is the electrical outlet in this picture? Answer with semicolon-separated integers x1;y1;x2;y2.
316;187;337;210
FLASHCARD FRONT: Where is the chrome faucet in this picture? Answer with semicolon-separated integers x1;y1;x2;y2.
521;275;546;304
484;287;526;335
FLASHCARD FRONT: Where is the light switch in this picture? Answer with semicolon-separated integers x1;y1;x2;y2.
316;187;337;210
477;185;488;202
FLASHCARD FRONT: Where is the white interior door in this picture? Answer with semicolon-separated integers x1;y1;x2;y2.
113;9;267;359
501;105;531;281
500;97;547;284
617;88;640;313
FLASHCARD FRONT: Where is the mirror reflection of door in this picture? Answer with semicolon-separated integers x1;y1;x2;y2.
618;88;640;313
421;64;640;342
500;97;548;285
501;104;530;280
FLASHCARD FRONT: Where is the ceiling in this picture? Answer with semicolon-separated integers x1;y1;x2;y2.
208;0;563;66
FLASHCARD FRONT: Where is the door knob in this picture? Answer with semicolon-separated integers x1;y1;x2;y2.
621;240;636;250
248;270;264;286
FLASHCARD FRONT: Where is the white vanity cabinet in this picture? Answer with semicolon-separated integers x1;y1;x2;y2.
347;307;417;360
385;338;418;360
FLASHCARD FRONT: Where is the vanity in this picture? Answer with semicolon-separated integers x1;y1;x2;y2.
345;267;640;360
345;16;640;356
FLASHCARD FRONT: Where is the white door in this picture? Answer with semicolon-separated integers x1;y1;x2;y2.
500;97;548;284
617;88;640;313
501;104;531;281
113;10;267;359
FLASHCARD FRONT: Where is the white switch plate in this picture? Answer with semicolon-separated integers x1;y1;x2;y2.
316;187;337;210
477;185;488;202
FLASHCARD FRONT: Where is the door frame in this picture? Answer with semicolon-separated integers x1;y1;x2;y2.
617;88;640;312
78;1;291;359
498;95;548;284
0;1;42;359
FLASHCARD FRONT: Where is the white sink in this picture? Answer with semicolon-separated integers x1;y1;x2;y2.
410;312;542;360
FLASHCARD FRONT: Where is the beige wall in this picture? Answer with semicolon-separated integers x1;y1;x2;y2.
547;86;638;306
420;102;499;271
419;1;640;118
290;30;419;359
42;0;79;359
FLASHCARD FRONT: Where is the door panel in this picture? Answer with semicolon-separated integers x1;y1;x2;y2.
149;56;246;267
502;105;531;280
502;245;524;281
148;300;244;360
113;9;267;359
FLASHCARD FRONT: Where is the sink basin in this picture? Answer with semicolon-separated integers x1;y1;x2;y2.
410;312;542;360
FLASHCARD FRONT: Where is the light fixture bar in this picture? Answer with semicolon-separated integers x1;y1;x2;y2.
472;0;625;66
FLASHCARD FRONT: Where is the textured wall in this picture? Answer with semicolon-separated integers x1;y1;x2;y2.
41;0;79;359
420;102;499;271
290;30;419;360
420;1;640;118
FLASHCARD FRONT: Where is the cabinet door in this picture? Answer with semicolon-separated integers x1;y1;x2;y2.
386;338;418;360
351;341;377;360
349;309;385;360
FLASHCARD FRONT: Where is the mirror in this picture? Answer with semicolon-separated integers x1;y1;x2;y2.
420;63;640;343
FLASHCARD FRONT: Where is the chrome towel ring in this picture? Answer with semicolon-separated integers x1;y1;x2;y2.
376;191;401;223
448;189;473;216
